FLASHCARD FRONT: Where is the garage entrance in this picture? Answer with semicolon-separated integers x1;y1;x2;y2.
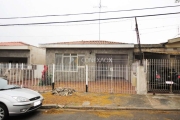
0;57;27;64
96;54;128;80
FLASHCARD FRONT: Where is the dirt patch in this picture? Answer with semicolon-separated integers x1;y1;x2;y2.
42;92;116;106
42;109;133;118
9;80;136;94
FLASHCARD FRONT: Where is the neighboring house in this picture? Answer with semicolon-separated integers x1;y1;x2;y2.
39;40;134;80
134;37;180;60
0;42;46;65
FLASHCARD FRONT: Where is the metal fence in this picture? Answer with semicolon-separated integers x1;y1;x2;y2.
147;59;180;93
0;63;136;94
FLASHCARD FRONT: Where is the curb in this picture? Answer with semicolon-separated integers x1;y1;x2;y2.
41;104;180;111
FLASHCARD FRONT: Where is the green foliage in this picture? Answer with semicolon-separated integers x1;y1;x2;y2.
39;74;52;86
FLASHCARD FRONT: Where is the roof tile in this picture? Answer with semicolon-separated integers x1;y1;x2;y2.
0;42;30;46
44;40;125;45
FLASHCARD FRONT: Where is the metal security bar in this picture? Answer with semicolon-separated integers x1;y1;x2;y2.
0;63;136;94
147;59;180;93
0;63;52;92
54;64;136;94
89;64;136;94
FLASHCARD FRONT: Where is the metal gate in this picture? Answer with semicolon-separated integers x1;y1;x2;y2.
147;59;180;93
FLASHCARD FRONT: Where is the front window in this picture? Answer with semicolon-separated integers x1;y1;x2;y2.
55;54;84;71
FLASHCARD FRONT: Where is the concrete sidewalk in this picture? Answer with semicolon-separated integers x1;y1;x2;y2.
41;93;180;110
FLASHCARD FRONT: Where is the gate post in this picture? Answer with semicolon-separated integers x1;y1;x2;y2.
137;65;147;94
52;64;55;90
86;65;88;92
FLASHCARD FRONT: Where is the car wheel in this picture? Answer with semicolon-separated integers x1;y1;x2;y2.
0;104;8;120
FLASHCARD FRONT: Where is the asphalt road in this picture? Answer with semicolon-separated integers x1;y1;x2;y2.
9;109;180;120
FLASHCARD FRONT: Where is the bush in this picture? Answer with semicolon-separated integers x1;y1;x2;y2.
39;74;52;86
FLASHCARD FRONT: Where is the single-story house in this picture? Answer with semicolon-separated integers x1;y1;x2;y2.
0;42;46;65
0;42;46;79
134;37;180;60
39;40;134;80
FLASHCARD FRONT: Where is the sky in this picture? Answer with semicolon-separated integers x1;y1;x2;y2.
0;0;180;46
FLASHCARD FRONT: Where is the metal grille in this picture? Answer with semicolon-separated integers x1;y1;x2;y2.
147;59;180;93
29;96;40;101
54;64;136;94
0;63;136;94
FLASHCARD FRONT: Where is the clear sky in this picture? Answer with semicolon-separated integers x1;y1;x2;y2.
0;0;180;46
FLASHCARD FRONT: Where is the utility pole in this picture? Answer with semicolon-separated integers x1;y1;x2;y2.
135;17;143;66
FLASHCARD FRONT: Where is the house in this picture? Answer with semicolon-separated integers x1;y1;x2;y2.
0;42;46;65
134;37;180;60
0;42;46;80
39;40;134;80
134;37;180;93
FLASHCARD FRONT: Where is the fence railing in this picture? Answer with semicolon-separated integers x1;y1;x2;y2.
0;63;136;94
147;59;180;93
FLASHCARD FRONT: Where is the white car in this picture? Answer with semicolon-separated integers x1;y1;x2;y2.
0;78;44;120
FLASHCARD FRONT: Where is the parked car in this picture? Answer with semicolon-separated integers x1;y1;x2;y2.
0;78;43;120
149;66;180;89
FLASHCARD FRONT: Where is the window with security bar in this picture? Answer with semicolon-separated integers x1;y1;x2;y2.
55;54;84;71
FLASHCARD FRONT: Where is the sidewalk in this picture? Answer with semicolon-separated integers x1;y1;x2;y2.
41;92;180;110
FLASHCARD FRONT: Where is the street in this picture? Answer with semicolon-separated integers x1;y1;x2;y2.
9;109;180;120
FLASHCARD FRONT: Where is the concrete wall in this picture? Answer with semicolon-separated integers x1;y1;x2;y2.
0;50;30;63
29;46;46;65
34;65;44;79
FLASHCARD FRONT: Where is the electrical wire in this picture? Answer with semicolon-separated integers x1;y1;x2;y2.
0;11;180;26
0;26;178;37
0;5;180;19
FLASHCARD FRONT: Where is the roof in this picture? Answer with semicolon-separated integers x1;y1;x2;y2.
168;37;180;43
39;40;134;48
41;40;125;45
134;44;164;48
0;42;30;46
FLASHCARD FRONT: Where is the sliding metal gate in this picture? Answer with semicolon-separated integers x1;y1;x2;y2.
147;59;180;93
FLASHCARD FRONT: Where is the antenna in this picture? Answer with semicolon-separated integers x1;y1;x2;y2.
94;0;106;40
99;0;101;41
175;26;180;37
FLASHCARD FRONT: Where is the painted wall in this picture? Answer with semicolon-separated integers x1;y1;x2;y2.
29;46;46;65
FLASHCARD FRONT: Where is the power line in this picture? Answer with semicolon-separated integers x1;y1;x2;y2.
0;26;178;38
0;11;180;26
0;25;179;37
0;5;180;19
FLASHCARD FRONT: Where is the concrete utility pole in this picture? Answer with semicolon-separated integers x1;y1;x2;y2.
135;17;143;66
